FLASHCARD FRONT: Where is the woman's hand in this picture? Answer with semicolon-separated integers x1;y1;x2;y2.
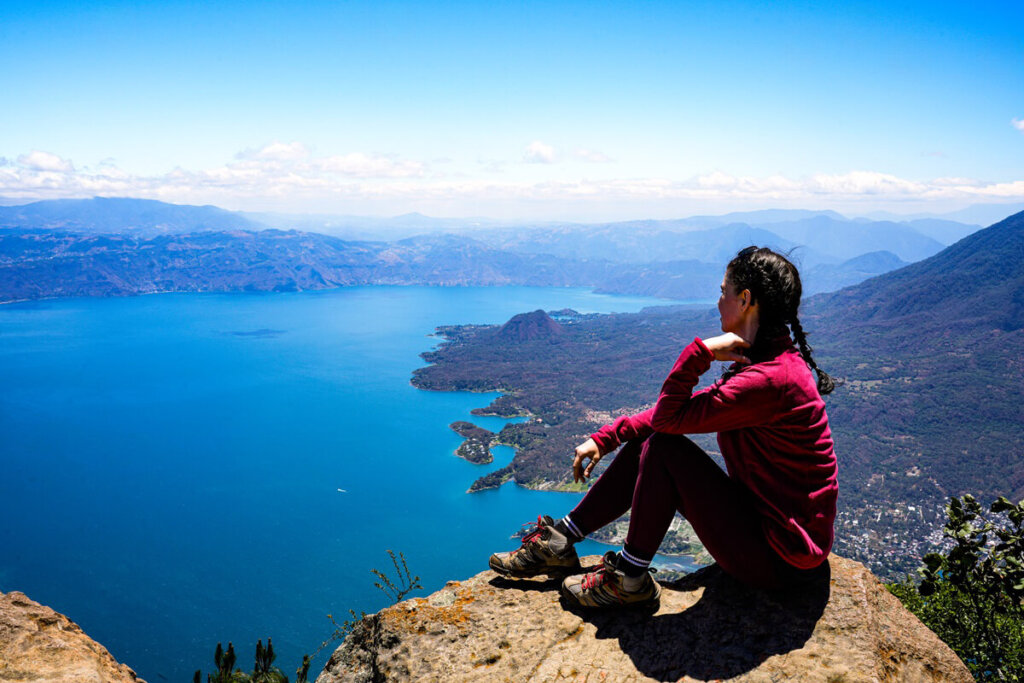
572;438;603;483
703;332;753;364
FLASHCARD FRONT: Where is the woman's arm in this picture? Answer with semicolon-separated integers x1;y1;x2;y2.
589;406;656;455
650;334;779;434
576;407;655;482
585;334;776;459
587;334;744;453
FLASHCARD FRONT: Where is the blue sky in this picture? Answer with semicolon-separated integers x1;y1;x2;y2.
2;0;1022;219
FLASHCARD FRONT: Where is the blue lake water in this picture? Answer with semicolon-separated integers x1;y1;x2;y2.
0;286;706;681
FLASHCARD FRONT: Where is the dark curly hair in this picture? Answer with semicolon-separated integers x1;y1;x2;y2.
724;246;836;395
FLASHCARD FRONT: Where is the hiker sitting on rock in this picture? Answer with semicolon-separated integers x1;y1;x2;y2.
489;246;838;608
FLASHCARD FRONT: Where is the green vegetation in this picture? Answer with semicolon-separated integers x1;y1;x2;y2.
450;421;496;464
467;465;513;492
369;549;423;604
192;640;309;683
888;495;1024;681
193;551;421;683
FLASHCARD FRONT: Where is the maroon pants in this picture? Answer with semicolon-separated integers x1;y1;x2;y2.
569;433;808;590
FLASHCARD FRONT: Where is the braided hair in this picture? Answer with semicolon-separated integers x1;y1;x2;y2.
724;246;836;395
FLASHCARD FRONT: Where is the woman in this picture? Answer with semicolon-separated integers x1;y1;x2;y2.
489;246;838;608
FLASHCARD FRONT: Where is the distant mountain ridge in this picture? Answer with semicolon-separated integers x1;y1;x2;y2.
0;225;910;303
0;196;986;303
761;215;944;262
803;251;909;295
0;229;586;301
471;222;815;265
0;197;264;236
0;227;732;302
863;202;1024;227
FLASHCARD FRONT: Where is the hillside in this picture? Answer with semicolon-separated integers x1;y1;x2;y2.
413;212;1024;578
803;210;1024;570
812;210;1024;331
497;310;565;342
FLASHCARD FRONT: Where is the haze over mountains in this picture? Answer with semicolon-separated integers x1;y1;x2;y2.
0;196;1008;304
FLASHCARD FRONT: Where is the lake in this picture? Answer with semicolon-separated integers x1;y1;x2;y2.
0;286;706;681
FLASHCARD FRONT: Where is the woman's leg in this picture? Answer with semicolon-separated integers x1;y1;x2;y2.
623;432;791;590
488;439;643;578
564;437;645;536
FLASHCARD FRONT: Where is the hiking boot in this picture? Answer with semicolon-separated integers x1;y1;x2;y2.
560;551;661;609
489;515;582;578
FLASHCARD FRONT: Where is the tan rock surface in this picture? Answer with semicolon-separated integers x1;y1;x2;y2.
0;590;142;683
319;555;971;682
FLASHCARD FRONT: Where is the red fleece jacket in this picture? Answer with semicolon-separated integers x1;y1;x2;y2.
589;336;837;570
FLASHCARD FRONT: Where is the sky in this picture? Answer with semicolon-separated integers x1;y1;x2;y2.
1;0;1023;221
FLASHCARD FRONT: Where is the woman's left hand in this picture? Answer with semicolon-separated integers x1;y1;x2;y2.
703;332;753;364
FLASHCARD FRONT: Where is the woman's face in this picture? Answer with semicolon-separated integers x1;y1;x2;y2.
718;274;746;334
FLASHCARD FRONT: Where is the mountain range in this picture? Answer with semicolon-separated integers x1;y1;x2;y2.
0;197;997;304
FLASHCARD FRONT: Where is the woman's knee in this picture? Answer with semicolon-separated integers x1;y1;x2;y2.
639;433;722;487
613;436;646;464
640;432;700;463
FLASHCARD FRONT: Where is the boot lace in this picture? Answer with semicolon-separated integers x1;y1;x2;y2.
580;557;623;601
511;516;549;563
518;515;547;546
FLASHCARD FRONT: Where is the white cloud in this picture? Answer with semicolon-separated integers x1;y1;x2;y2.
0;146;429;206
1;149;1022;215
1013;118;1024;133
572;148;613;163
806;171;926;196
523;141;556;164
17;150;74;172
932;176;982;187
317;152;424;178
237;141;311;161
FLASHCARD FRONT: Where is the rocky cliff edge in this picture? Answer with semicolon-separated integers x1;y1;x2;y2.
0;590;142;683
318;554;971;682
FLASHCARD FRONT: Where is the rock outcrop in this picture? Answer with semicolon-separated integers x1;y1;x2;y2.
0;590;142;683
318;555;971;682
